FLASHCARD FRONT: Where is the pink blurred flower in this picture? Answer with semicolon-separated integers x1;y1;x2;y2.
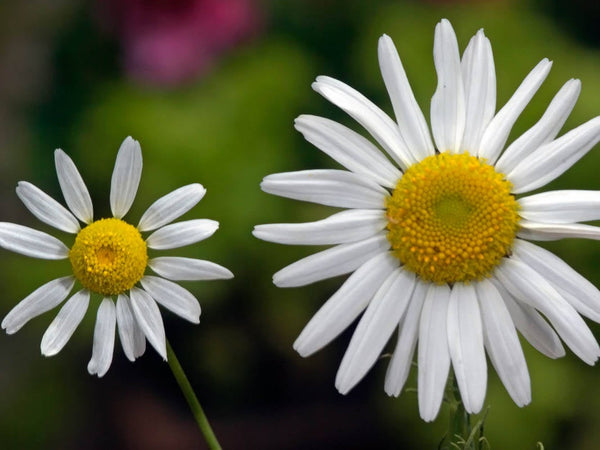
107;0;262;86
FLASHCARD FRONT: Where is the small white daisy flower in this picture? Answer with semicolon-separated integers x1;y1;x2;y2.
0;137;233;377
254;19;600;421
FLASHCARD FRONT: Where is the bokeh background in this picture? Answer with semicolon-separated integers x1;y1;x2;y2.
1;0;600;448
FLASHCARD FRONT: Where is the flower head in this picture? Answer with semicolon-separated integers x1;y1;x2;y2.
0;137;233;377
254;19;600;421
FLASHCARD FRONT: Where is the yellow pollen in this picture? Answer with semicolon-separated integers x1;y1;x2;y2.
69;218;148;295
385;152;519;284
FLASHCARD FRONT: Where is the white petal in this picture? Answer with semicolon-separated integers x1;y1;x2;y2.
148;257;233;281
518;220;600;241
88;298;116;377
492;278;565;359
260;170;387;209
384;280;427;396
504;304;565;358
495;258;600;364
378;34;434;160
294;115;401;188
116;294;146;361
140;276;201;324
273;234;390;287
138;184;206;232
431;19;465;153
447;283;487;414
0;223;69;259
554;285;600;327
513;240;600;322
16;182;80;233
2;276;75;334
312;75;416;169
418;283;451;422
475;279;530;406
253;209;387;246
129;287;166;360
110;136;143;219
146;219;219;250
461;30;496;153
478;59;552;163
40;289;90;356
293;252;398;357
508;116;600;194
336;268;416;394
495;79;581;174
54;149;93;223
519;190;600;223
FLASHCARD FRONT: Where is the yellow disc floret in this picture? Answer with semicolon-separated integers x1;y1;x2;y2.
386;152;519;284
69;218;147;295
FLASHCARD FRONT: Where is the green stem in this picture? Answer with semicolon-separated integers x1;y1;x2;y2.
447;372;471;448
166;339;222;450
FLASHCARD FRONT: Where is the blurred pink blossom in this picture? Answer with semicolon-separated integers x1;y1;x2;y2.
106;0;262;86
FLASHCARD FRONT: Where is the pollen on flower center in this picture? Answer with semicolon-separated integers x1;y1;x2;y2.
69;218;147;295
385;152;520;284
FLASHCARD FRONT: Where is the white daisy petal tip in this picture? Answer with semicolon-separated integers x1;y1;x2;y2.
377;33;394;53
110;135;143;219
87;298;116;378
293;114;308;128
191;182;206;195
54;148;94;224
137;183;208;232
2;276;76;335
272;273;288;288
271;235;390;288
431;17;465;154
448;284;487;414
140;276;201;324
435;19;458;44
334;269;415;396
116;294;147;362
16;181;82;234
118;136;142;157
510;115;600;193
335;382;352;396
292;339;312;358
309;75;417;169
0;223;70;260
40;289;90;357
496;258;600;365
123;135;138;147
149;257;233;281
146;219;219;250
478;56;553;163
252;225;279;243
129;287;167;361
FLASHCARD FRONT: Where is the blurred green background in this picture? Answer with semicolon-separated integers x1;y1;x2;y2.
1;0;600;448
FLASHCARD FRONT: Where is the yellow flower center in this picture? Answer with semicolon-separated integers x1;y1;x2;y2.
69;218;148;295
385;152;519;284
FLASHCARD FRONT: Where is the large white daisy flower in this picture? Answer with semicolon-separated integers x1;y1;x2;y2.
254;19;600;421
0;137;233;377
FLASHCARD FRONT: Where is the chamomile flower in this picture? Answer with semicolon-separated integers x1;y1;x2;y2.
0;137;233;377
254;19;600;421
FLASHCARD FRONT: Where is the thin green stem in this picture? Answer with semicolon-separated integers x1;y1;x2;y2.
166;339;222;450
443;372;492;449
446;372;472;449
